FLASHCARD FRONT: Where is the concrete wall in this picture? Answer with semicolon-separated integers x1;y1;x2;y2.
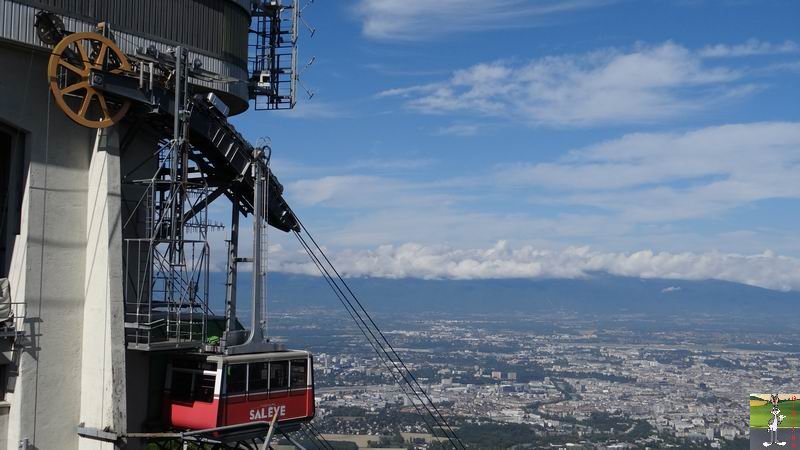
0;43;137;450
5;122;30;450
0;402;9;450
77;128;128;450
1;43;93;450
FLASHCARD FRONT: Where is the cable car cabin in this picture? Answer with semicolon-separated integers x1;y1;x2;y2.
165;351;314;432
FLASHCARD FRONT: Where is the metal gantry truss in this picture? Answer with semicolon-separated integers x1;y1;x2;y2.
124;49;215;350
124;143;214;350
119;42;301;351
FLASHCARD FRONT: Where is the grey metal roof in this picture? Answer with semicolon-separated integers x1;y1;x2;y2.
0;0;251;112
207;350;312;364
6;0;250;68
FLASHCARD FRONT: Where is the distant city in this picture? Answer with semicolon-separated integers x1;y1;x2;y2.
268;303;794;449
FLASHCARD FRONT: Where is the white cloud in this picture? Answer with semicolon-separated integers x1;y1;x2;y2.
216;123;800;291
274;123;800;252
699;39;799;58
355;0;604;41
661;286;682;293
290;175;382;206
499;122;800;221
435;124;480;136
271;157;433;179
270;241;800;291
287;175;457;209
378;42;747;126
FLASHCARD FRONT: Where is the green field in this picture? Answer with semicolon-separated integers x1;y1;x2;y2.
751;399;800;429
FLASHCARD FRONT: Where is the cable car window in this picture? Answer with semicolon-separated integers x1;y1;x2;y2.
171;370;194;402
249;362;269;392
227;364;247;394
270;360;288;390
290;359;307;388
198;374;215;402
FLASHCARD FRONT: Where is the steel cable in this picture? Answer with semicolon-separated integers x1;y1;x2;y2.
289;217;466;449
291;232;444;442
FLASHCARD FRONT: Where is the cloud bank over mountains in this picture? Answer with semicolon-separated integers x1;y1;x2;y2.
255;120;800;292
268;241;800;292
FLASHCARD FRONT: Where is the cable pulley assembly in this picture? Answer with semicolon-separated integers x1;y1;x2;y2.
47;32;131;128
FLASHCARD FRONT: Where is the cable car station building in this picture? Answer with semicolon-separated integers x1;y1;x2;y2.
0;1;306;448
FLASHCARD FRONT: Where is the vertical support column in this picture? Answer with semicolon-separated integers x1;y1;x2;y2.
224;203;239;345
226;149;283;354
78;128;128;449
169;47;183;266
249;152;265;343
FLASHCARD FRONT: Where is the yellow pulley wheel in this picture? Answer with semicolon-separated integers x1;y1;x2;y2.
47;32;132;129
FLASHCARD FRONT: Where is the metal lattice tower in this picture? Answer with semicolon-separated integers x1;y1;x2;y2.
249;0;300;110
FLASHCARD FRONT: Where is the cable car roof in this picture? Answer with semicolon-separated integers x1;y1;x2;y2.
205;350;311;364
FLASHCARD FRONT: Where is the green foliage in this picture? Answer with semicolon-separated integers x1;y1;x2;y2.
722;438;750;450
327;441;359;450
330;406;367;417
368;431;406;447
626;420;654;439
454;422;537;449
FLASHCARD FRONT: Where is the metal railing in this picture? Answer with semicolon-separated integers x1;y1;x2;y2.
122;142;214;351
124;238;210;350
0;301;26;339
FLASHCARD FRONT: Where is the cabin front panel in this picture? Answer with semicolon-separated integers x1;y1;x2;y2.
220;387;314;425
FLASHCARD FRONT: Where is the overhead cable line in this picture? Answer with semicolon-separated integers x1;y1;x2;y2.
302;422;334;450
290;231;444;441
289;213;466;450
295;424;328;450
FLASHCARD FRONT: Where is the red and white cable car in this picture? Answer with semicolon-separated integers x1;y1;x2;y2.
164;351;315;431
158;145;315;440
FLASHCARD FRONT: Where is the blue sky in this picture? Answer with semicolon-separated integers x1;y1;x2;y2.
225;0;800;290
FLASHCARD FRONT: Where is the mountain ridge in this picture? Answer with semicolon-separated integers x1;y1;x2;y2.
209;271;796;317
